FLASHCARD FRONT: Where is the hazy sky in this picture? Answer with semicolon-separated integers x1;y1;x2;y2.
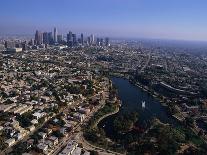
1;0;207;41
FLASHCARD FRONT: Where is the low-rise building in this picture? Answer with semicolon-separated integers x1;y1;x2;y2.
59;141;78;155
37;143;48;154
73;113;85;122
48;136;58;145
38;132;47;139
5;138;15;147
78;107;90;115
71;147;82;155
0;103;16;112
27;125;35;132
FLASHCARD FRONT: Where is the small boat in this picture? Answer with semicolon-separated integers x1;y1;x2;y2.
142;101;146;108
103;124;105;128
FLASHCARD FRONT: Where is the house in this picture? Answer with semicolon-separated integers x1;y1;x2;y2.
71;147;82;155
17;105;33;115
60;127;65;134
48;136;58;145
64;123;73;130
26;139;34;149
46;128;53;135
22;153;32;155
31;119;38;124
78;107;90;115
14;133;23;140
182;103;199;113
37;143;48;154
38;132;47;139
45;140;54;148
27;125;35;132
11;120;20;128
73;113;85;122
33;112;43;120
0;103;16;112
5;138;15;146
59;141;78;155
83;151;90;155
0;126;3;131
13;105;27;114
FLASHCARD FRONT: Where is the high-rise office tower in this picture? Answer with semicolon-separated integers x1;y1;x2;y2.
0;51;2;70
90;34;95;45
54;27;58;43
48;32;53;44
0;44;4;70
100;38;104;46
96;38;100;46
35;30;43;45
21;41;28;51
81;33;84;45
72;33;77;46
35;30;39;45
29;39;34;46
43;32;49;44
87;37;91;46
105;37;110;46
5;41;15;48
57;34;63;43
15;43;22;48
67;31;73;47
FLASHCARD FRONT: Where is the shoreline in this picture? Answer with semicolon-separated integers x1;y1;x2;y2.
83;102;123;154
93;105;120;128
109;73;168;107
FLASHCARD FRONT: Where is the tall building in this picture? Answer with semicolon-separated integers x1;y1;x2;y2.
54;27;58;43
43;32;49;44
48;32;53;44
29;39;34;46
15;43;22;48
87;37;91;46
0;44;4;70
72;34;77;46
100;38;104;46
0;44;5;51
90;34;95;45
5;41;15;48
67;31;73;47
57;34;63;43
105;37;110;46
96;38;100;46
0;51;2;70
35;30;43;45
21;41;28;51
81;33;84;45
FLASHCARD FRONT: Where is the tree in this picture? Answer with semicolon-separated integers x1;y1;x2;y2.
185;117;195;128
90;150;99;155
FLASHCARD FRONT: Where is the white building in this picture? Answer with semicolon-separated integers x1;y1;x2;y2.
5;138;15;146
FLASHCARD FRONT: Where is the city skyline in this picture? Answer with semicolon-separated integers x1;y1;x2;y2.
1;0;207;41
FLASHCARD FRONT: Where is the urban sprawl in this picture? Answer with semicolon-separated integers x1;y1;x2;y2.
0;28;207;155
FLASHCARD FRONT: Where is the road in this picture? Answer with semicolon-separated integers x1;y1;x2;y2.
76;132;125;155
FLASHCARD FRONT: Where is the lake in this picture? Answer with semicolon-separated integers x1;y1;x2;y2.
98;77;177;138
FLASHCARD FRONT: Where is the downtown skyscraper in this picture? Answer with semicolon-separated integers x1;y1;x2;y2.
54;27;58;43
33;28;110;47
67;31;73;47
35;30;43;45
